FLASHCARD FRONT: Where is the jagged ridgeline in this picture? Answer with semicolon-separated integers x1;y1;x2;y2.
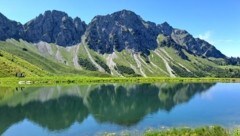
0;10;239;77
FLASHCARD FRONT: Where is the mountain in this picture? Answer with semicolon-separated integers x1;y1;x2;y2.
85;11;225;59
0;10;239;78
158;22;225;58
24;10;87;46
0;13;24;40
85;10;159;54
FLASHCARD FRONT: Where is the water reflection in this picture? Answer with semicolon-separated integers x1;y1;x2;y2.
0;83;214;134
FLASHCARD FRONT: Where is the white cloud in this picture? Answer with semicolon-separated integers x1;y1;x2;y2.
198;31;215;44
197;31;240;57
198;31;238;45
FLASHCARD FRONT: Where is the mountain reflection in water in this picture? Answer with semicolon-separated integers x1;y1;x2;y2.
0;83;214;134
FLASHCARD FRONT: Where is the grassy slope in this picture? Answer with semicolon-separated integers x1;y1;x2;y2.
1;39;238;78
78;43;239;77
144;126;239;136
0;50;49;77
7;39;76;68
114;50;142;75
160;47;202;77
155;35;240;77
0;41;109;77
79;46;170;77
158;46;237;77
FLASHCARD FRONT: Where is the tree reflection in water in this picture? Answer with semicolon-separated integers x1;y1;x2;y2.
0;83;214;134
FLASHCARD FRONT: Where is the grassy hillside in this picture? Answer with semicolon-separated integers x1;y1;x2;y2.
0;40;109;78
0;50;49;77
77;44;240;78
0;39;239;78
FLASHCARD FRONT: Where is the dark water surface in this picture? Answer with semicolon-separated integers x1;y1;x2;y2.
0;83;240;136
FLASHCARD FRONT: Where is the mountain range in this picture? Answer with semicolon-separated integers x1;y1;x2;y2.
0;10;239;78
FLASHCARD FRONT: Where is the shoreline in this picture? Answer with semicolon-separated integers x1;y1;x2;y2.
0;77;240;87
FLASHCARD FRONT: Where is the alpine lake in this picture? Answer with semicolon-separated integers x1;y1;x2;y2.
0;82;240;136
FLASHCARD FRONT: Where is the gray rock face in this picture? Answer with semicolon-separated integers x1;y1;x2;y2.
24;10;86;46
158;22;225;58
85;10;160;54
194;38;225;58
0;13;24;40
158;22;173;36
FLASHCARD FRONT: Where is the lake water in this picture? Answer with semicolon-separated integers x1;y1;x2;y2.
0;83;240;136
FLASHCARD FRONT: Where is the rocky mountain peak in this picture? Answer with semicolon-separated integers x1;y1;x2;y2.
160;22;171;28
0;13;24;40
74;17;83;23
0;12;7;20
111;9;141;19
85;10;159;54
23;10;86;46
158;22;173;35
44;10;68;17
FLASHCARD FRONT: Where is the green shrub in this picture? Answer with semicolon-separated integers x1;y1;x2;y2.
94;56;111;73
22;48;28;51
171;64;195;77
78;58;97;71
233;129;240;136
114;64;137;76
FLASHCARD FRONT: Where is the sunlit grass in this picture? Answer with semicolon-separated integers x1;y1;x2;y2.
0;76;239;87
102;126;240;136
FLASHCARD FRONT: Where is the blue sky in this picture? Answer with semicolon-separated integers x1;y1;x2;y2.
0;0;239;57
